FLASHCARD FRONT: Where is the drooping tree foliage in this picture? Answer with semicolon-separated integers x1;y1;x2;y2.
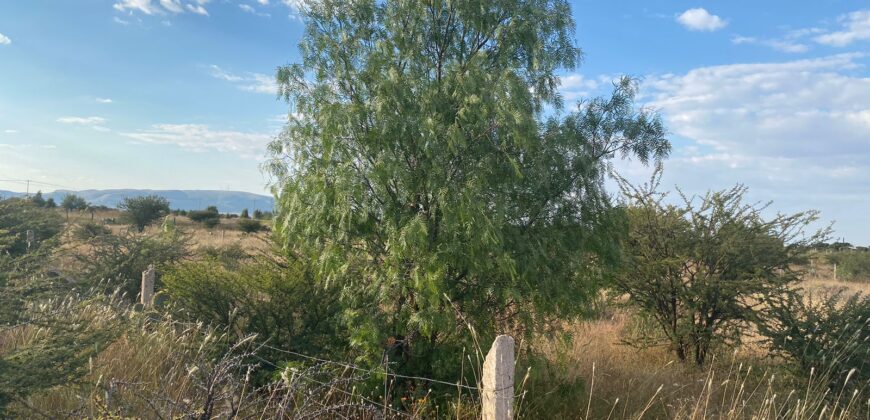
267;0;669;378
615;169;827;365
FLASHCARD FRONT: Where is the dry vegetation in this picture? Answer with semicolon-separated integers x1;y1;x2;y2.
2;208;867;419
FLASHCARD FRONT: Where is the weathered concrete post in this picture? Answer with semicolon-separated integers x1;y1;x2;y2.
141;264;155;307
26;230;35;251
482;335;515;420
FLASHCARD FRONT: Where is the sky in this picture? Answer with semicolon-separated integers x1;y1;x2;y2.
0;1;868;243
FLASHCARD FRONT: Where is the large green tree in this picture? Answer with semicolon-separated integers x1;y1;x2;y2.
268;0;669;378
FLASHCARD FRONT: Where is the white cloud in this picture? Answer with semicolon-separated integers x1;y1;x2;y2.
185;4;209;15
113;0;160;15
731;35;809;53
239;4;270;17
645;54;869;158
95;97;114;104
558;74;602;102
3;129;18;134
631;53;870;240
159;0;184;13
676;8;727;32
282;0;303;10
57;116;107;125
257;0;269;4
113;16;131;25
209;64;277;94
814;10;870;47
113;0;209;16
120;124;272;158
0;32;11;45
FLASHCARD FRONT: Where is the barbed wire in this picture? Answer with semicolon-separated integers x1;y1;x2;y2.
255;341;482;391
251;353;411;418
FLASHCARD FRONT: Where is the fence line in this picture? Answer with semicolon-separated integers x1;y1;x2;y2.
256;341;482;392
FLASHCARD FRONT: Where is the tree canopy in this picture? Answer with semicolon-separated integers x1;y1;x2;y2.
267;0;669;377
119;195;171;232
614;169;827;365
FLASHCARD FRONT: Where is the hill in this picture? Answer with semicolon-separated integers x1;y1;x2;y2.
0;189;274;213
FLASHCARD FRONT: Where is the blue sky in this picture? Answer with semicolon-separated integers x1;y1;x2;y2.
0;1;868;243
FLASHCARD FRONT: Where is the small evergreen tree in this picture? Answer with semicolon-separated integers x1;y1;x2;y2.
44;197;57;208
240;208;250;219
30;191;46;207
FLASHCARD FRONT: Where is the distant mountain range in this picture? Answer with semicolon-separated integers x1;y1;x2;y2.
0;189;275;213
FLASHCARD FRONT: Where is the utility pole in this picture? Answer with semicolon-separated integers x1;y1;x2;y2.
25;179;30;197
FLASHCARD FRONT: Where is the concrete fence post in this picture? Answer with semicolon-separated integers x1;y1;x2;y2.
482;335;515;420
141;264;155;307
26;230;35;251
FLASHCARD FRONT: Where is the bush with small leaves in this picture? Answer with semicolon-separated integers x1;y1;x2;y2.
74;221;112;241
73;229;191;298
188;207;221;228
237;218;265;233
614;169;826;365
759;289;869;394
118;195;170;232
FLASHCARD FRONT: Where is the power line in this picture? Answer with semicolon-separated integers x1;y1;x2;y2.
0;178;72;190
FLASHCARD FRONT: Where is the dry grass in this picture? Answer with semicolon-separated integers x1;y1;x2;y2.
5;218;866;418
521;271;869;419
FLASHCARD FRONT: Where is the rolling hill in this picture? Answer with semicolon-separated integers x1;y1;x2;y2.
0;189;275;214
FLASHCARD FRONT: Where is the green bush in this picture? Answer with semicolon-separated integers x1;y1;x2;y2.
118;195;171;232
237;218;264;233
759;289;869;393
197;243;251;269
0;198;63;257
162;257;345;359
615;171;825;365
74;221;112;241
827;251;870;281
74;230;191;299
188;207;220;228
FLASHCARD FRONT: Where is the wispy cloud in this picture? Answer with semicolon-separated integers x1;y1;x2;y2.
209;64;276;95
113;0;210;17
57;116;106;125
185;3;209;16
639;53;869;199
676;8;727;32
814;10;870;47
0;32;11;45
159;0;183;14
731;36;809;53
558;74;603;102
113;0;161;15
57;116;111;132
120;124;272;158
95;97;114;104
3;129;19;134
239;4;270;17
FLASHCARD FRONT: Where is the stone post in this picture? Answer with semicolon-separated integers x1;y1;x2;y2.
482;335;515;420
141;264;155;307
26;230;35;250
